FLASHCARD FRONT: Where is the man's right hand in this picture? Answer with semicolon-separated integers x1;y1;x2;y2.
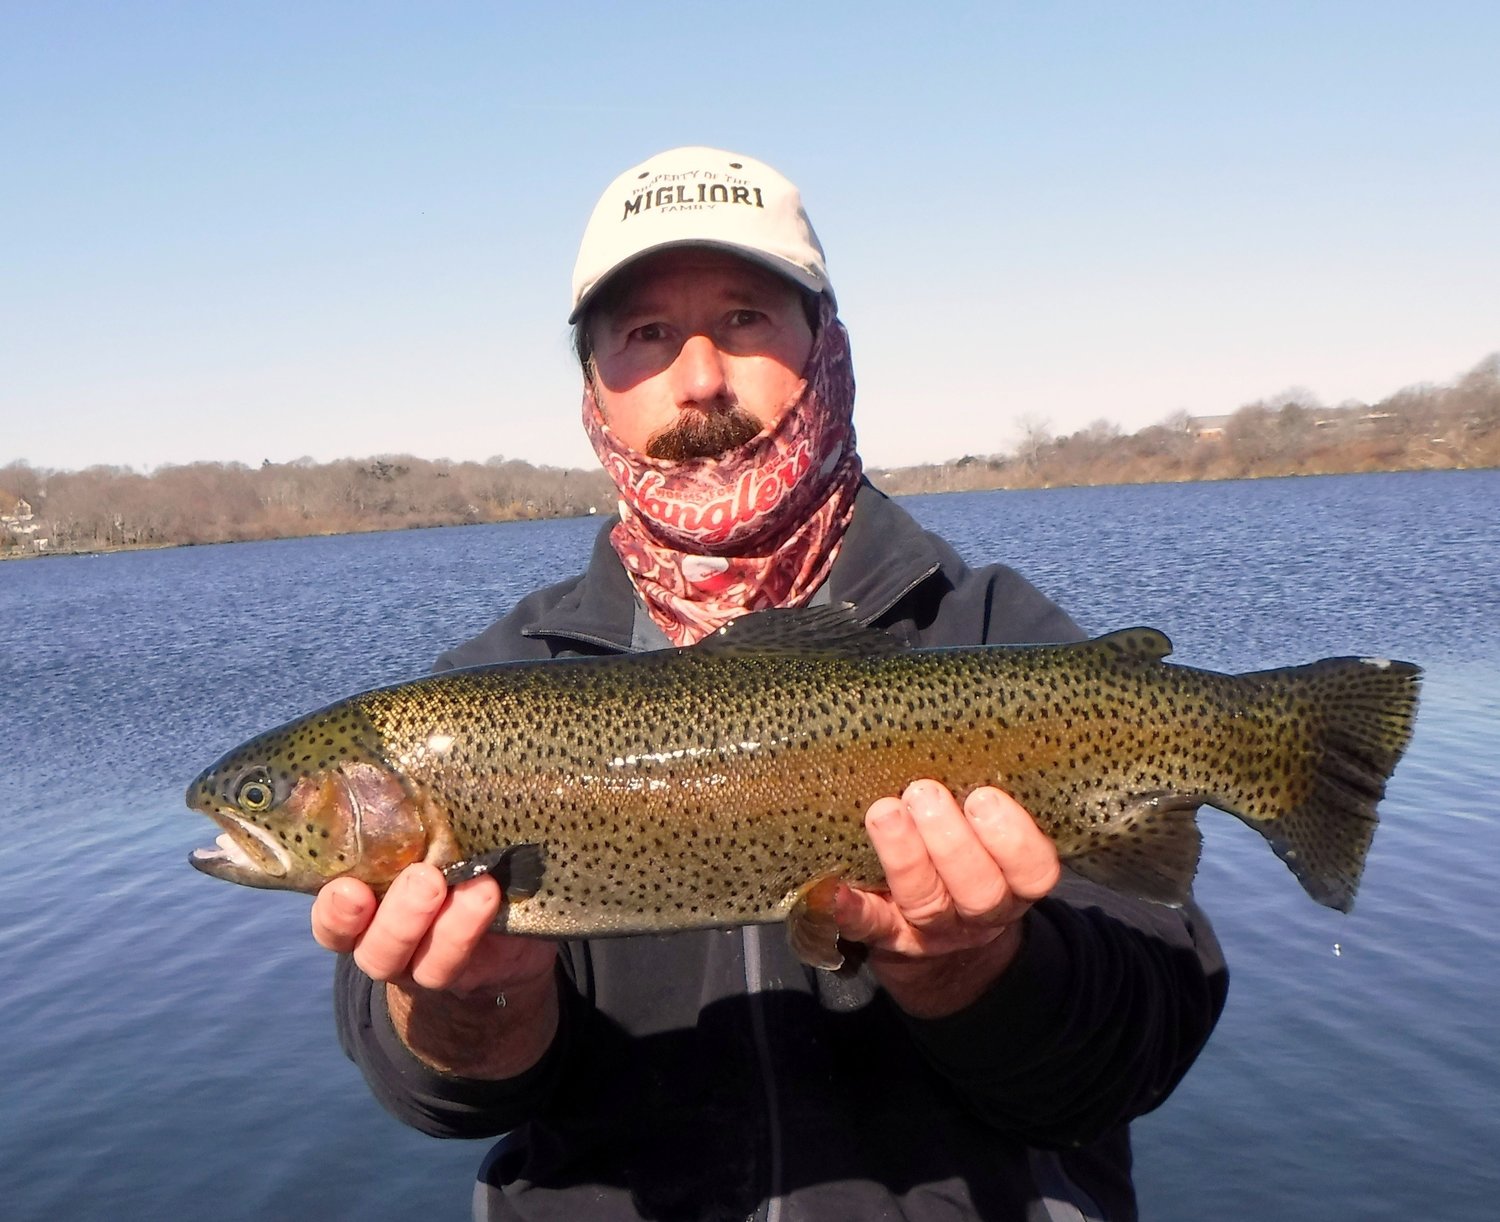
312;864;560;1079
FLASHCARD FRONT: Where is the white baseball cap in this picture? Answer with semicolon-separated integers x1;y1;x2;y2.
569;146;834;323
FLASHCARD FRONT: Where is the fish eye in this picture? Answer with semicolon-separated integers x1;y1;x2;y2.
235;772;275;813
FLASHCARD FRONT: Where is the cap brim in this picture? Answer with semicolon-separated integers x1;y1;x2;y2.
568;240;831;324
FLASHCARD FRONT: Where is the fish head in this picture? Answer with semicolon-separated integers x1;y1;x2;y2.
186;700;437;895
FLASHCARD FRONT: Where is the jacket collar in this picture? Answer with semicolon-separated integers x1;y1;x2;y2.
520;519;641;652
521;480;952;653
825;480;947;623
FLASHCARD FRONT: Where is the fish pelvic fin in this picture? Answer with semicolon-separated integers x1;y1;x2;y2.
1230;655;1421;912
444;843;547;898
787;875;846;970
1064;794;1204;907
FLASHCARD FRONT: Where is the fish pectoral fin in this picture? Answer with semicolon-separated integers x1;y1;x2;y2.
443;843;547;899
786;875;846;971
1064;793;1203;907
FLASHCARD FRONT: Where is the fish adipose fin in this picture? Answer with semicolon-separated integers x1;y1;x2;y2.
787;874;846;970
696;604;908;660
443;843;546;898
1066;794;1204;907
1230;655;1421;912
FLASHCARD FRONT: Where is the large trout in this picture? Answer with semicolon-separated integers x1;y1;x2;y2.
186;606;1420;967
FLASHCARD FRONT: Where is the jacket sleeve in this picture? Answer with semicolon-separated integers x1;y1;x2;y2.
333;952;585;1139
898;876;1228;1147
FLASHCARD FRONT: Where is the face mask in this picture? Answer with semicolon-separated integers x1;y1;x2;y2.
582;296;863;646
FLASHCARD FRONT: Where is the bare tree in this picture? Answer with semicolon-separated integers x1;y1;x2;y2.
1012;413;1053;472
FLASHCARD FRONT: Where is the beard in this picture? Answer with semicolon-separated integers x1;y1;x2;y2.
645;406;764;462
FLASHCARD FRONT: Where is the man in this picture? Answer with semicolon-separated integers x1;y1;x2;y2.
313;147;1227;1220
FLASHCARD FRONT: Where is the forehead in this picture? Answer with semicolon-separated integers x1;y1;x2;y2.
597;248;802;317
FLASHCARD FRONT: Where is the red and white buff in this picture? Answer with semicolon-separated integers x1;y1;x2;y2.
582;297;862;647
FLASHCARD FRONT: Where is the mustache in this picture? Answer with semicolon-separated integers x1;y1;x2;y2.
645;406;765;462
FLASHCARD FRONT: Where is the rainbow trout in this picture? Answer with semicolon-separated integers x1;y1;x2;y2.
186;606;1420;968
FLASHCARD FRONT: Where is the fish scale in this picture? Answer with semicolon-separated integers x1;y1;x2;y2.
187;606;1420;968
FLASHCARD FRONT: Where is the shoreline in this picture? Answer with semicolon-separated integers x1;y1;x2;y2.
4;464;1491;563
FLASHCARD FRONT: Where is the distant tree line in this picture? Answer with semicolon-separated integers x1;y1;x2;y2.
3;352;1496;557
0;455;616;554
871;351;1500;496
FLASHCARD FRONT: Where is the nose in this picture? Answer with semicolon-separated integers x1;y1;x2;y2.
669;333;732;409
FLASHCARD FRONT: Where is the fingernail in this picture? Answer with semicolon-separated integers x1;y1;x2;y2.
905;780;942;817
401;867;445;905
967;788;1003;821
330;890;366;921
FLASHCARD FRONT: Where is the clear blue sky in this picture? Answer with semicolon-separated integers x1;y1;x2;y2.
4;2;1497;474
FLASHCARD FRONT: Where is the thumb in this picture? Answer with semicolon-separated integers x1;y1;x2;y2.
833;884;900;946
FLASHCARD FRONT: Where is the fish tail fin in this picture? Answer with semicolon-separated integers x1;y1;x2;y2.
1228;655;1421;911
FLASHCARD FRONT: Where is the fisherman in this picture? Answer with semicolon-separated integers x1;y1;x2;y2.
312;147;1228;1220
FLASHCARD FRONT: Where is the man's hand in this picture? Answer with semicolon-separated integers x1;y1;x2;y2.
312;864;556;997
835;781;1061;1018
312;864;559;1079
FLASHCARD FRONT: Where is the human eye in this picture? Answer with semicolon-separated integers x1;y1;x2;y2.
727;308;767;329
627;321;669;343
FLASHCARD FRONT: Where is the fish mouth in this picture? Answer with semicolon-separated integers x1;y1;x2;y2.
189;813;292;884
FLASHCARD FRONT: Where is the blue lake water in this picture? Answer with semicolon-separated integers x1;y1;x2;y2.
1;470;1496;1220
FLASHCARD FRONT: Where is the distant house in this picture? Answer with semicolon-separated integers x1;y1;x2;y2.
2;497;42;549
1187;415;1234;438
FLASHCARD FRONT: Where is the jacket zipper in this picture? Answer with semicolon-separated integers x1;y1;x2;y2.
743;925;783;1222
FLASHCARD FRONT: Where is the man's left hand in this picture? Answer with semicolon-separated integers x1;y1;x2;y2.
834;780;1061;1018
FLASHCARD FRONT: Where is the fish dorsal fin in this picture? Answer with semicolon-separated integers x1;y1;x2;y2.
1084;627;1174;663
692;604;909;659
